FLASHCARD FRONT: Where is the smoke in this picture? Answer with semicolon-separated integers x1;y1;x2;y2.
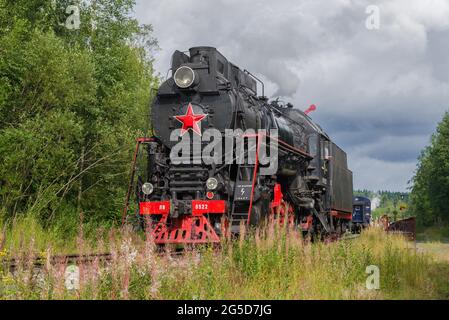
371;196;381;211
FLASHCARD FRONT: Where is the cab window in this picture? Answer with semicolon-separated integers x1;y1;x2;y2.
322;140;330;159
309;135;318;157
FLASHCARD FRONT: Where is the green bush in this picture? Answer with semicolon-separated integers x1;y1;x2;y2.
0;0;158;230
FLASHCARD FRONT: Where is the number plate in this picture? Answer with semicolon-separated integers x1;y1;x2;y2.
191;200;226;215
139;201;171;215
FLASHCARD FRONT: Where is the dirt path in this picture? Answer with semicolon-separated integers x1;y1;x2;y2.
415;241;449;262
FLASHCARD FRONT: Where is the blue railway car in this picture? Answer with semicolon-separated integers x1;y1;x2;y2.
351;196;371;233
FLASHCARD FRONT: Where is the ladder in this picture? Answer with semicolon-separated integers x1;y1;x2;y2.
122;137;154;226
230;164;258;233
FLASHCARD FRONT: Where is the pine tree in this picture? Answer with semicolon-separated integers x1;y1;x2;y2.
410;112;449;226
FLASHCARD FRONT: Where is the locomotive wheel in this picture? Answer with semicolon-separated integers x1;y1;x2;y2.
249;198;271;227
249;201;263;226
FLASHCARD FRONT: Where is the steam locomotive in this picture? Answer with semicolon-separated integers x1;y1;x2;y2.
133;46;353;244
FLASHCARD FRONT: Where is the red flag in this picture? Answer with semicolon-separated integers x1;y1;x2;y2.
304;104;317;115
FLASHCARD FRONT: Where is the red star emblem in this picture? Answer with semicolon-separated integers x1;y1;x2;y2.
174;103;207;136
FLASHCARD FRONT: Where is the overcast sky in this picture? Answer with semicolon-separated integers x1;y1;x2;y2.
133;0;449;192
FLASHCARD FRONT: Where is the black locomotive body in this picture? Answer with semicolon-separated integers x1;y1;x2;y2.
135;46;353;243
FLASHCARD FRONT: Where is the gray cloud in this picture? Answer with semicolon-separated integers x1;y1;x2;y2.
134;0;449;191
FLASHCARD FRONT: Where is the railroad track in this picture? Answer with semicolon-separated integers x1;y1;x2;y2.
1;250;189;272
1;231;362;272
2;253;113;272
339;234;360;241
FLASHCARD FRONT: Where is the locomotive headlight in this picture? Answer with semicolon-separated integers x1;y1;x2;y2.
142;182;154;195
174;66;195;88
206;177;218;190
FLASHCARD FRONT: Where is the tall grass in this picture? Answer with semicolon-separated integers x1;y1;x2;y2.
1;219;448;300
0;213;113;255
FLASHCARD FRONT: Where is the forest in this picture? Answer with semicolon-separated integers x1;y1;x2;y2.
0;0;158;238
410;112;449;227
